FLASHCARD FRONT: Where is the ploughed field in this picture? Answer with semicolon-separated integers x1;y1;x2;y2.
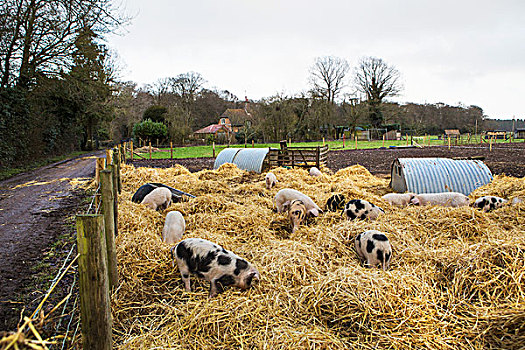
131;143;525;177
113;158;525;349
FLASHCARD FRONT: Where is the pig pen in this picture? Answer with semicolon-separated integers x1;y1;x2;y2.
114;163;525;349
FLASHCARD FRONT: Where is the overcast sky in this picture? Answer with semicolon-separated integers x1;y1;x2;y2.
107;0;525;119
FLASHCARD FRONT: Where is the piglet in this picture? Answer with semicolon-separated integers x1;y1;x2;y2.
326;194;346;212
355;230;392;271
288;199;306;233
309;167;322;177
343;199;384;220
472;196;508;212
275;188;322;217
382;192;415;206
265;172;278;189
410;192;469;208
171;238;260;298
163;211;185;244
141;187;172;211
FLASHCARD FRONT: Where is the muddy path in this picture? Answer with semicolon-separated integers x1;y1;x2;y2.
0;153;100;331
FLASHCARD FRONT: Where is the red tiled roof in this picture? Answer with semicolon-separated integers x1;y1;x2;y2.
194;124;231;134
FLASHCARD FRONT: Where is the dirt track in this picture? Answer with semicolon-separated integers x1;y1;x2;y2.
0;154;98;331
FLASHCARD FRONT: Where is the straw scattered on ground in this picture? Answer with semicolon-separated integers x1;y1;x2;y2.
113;163;525;349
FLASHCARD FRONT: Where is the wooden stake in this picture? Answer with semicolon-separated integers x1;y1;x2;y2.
95;158;106;186
355;136;358;150
448;135;451;150
343;133;346;148
105;149;113;165
106;165;119;238
76;214;113;350
382;134;385;147
100;170;118;290
323;137;325;146
406;134;409;146
130;140;134;161
170;141;173;160
114;148;122;194
490;137;493;151
212;142;216;158
149;141;152;160
252;140;254;148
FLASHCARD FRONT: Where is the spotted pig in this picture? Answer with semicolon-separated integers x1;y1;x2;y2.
171;238;260;298
343;199;384;220
326;194;346;212
288;199;307;233
473;196;508;212
275;188;322;217
355;230;392;271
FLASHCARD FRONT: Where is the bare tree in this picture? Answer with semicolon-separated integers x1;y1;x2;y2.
309;56;349;104
354;56;402;126
0;0;127;88
169;71;206;102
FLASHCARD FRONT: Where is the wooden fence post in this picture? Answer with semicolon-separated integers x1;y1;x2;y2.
322;137;325;146
76;214;113;350
355;136;357;150
252;140;254;148
100;170;118;290
113;148;122;194
149;141;152;160
95;158;106;186
106;165;119;237
130;140;134;162
212;142;215;158
170;141;173;160
106;149;113;165
448;135;451;150
382;134;385;147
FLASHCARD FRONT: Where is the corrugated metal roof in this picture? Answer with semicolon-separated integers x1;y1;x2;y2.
213;148;241;169
213;148;270;173
393;158;493;195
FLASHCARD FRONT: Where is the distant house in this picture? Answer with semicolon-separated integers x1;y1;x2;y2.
193;105;253;144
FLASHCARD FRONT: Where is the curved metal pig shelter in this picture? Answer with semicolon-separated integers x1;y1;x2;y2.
390;158;493;195
213;148;270;173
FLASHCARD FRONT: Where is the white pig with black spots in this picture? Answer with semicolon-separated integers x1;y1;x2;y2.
472;196;508;212
343;199;384;220
171;238;260;298
355;230;392;271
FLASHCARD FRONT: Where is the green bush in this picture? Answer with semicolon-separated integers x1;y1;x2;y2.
133;119;168;142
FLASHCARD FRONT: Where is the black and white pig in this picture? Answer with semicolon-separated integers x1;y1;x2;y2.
325;194;346;212
171;238;260;298
355;230;392;271
343;199;384;220
472;196;508;212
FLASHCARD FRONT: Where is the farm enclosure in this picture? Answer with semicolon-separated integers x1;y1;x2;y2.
113;161;525;349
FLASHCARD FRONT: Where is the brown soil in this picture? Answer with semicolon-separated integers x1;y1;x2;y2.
0;153;100;333
1;143;524;334
132;143;525;177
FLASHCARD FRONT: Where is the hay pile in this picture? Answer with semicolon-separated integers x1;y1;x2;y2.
113;163;525;349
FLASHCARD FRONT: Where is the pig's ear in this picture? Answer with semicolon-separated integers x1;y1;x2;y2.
410;197;420;205
282;201;290;211
246;271;258;286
